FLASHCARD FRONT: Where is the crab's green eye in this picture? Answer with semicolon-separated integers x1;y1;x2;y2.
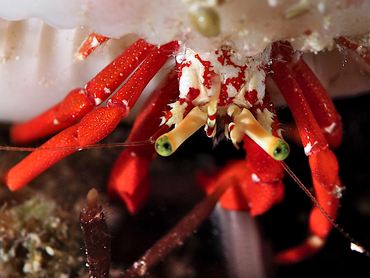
155;135;173;157
230;108;290;161
189;6;221;38
272;139;290;161
155;107;207;157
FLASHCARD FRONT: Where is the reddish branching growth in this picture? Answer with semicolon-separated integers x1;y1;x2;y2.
123;180;233;278
80;188;111;278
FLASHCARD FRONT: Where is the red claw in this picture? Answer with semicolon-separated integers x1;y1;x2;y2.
198;136;285;216
108;152;152;214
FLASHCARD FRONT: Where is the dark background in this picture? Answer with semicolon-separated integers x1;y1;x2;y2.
1;92;370;278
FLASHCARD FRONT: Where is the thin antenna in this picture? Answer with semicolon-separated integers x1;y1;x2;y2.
280;161;370;257
0;140;154;152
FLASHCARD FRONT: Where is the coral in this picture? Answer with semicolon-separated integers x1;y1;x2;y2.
0;188;84;278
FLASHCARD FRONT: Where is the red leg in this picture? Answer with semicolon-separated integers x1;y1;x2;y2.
11;39;156;144
291;58;343;149
272;42;342;149
108;70;179;213
271;42;343;262
6;41;177;191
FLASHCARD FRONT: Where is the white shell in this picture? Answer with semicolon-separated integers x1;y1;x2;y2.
1;0;370;122
1;0;370;55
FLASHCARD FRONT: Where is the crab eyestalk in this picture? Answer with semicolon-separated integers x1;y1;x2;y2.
231;108;290;161
156;106;289;161
155;106;207;156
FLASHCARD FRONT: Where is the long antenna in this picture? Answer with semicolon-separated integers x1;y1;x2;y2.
280;161;370;257
0;140;154;152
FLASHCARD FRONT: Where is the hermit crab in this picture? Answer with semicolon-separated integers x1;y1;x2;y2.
1;0;370;277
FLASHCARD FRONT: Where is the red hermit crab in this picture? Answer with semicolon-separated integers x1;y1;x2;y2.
1;0;370;276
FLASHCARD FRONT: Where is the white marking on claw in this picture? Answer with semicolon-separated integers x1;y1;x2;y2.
103;87;111;94
304;142;312;155
95;98;102;105
324;122;336;134
122;100;130;117
304;141;318;155
251;173;260;182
